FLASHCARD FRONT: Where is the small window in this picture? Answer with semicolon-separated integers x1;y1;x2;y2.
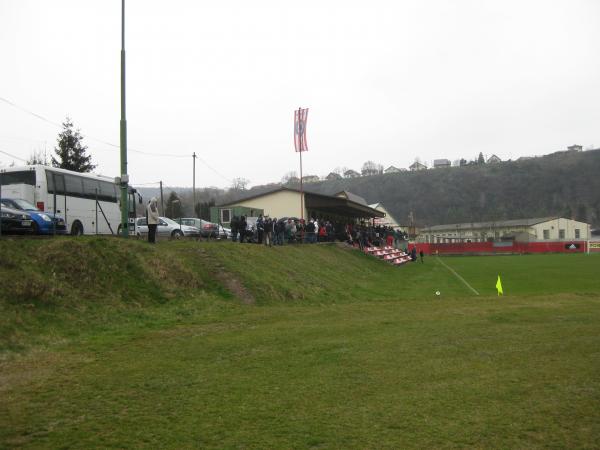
543;229;550;240
559;229;565;239
575;229;580;239
221;208;231;223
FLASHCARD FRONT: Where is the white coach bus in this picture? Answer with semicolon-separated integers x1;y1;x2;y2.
0;165;122;235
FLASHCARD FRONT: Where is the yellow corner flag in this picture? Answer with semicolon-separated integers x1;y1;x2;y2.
496;275;503;296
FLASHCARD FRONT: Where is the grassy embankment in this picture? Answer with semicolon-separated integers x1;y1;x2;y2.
1;238;600;448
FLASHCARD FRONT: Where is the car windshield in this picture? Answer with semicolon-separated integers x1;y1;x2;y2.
10;199;39;211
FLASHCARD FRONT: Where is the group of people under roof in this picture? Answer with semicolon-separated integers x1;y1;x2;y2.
228;214;410;250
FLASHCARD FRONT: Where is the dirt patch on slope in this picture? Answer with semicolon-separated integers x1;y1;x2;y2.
196;248;255;305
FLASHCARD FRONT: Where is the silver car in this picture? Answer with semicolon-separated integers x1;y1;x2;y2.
135;217;201;239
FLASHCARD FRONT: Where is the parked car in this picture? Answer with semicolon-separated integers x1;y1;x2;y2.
135;217;201;239
218;225;231;239
0;205;34;234
178;218;219;238
0;198;67;235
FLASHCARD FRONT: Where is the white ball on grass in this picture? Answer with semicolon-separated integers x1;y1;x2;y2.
435;291;441;296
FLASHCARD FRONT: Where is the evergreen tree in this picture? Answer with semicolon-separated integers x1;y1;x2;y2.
165;191;182;219
52;117;96;172
477;152;485;165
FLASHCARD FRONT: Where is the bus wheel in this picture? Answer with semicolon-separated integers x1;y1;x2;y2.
71;221;84;236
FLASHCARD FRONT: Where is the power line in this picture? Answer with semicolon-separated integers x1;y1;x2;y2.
0;148;28;162
0;95;234;181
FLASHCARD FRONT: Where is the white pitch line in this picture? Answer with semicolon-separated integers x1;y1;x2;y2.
436;257;480;296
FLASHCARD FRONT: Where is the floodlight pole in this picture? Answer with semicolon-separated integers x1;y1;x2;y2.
193;152;197;217
119;0;129;238
0;170;3;237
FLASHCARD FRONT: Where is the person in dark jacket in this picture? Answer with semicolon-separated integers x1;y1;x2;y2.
411;246;417;262
238;216;247;243
256;215;264;244
230;216;239;242
263;217;273;247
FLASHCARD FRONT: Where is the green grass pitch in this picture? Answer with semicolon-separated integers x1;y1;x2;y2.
1;240;599;448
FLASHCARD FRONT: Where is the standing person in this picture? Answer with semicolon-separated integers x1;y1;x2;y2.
411;246;417;262
238;215;247;243
264;216;273;247
256;215;264;244
147;197;159;244
230;216;239;242
275;219;284;245
420;249;424;263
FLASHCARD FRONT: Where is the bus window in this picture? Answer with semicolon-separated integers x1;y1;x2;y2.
46;171;66;194
83;178;100;199
99;181;117;202
65;174;84;197
0;171;35;186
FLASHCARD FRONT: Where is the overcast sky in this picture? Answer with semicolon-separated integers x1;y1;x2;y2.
1;0;599;188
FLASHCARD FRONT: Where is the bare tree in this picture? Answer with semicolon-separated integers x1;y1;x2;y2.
27;149;47;165
231;177;250;191
281;171;299;184
361;161;383;176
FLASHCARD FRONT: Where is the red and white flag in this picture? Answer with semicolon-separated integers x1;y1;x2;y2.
294;108;309;152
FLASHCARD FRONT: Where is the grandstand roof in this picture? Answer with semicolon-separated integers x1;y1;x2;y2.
421;217;558;232
218;187;383;218
334;190;368;206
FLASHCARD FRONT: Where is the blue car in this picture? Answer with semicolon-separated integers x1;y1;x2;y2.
0;198;67;235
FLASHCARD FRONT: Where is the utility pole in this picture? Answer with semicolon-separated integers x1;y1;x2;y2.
159;181;164;216
119;0;129;237
193;152;197;217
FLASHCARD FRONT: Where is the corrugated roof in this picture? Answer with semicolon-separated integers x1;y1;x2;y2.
335;190;368;206
422;217;558;231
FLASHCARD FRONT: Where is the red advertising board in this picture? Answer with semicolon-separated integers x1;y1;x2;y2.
409;241;588;255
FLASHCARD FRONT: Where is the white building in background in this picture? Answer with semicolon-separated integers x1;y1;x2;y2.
418;217;590;243
409;161;427;171
369;203;400;228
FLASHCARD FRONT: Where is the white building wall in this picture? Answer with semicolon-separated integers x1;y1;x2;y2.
419;218;590;242
233;190;307;220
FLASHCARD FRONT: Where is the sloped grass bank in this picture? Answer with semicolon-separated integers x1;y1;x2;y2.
0;239;463;354
0;238;225;354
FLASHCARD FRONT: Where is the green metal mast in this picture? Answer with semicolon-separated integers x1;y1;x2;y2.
119;0;129;237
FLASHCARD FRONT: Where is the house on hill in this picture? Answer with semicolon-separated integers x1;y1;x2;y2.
487;154;501;164
409;161;427;171
567;144;583;152
384;166;401;174
344;169;361;178
433;159;451;169
325;172;342;181
302;175;320;183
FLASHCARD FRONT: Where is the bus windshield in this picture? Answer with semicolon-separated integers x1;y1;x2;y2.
0;171;36;186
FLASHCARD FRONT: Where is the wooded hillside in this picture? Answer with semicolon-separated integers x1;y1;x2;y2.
295;149;600;227
141;149;600;228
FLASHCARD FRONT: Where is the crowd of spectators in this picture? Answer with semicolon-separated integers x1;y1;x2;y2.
228;215;409;249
